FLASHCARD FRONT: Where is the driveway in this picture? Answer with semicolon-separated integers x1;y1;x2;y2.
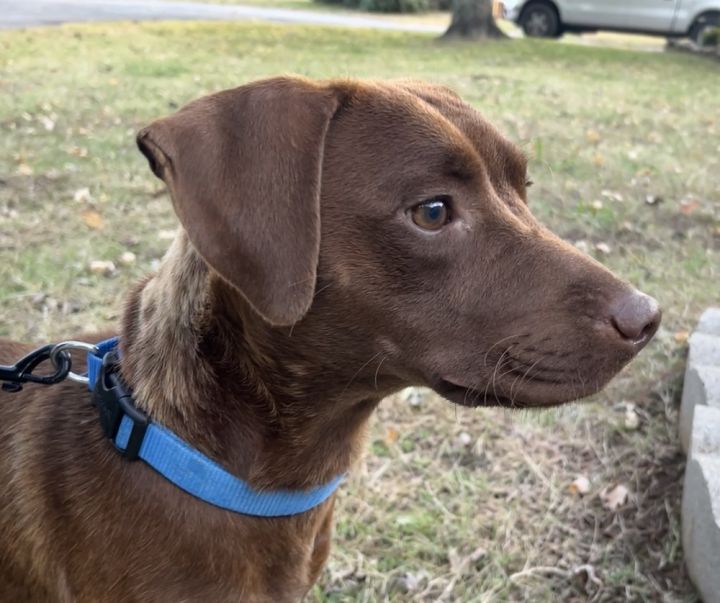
0;0;444;32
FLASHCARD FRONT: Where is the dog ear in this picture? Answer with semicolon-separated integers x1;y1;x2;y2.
136;77;340;326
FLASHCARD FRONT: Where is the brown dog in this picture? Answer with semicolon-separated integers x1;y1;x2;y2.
0;76;660;602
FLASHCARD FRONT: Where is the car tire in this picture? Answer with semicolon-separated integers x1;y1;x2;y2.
520;2;561;38
689;13;720;47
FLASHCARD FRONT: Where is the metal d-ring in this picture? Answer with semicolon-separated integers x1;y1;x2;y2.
50;341;100;385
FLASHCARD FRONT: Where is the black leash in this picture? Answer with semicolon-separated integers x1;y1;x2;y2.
0;341;98;393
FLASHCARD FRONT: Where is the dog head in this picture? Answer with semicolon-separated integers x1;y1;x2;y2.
137;76;660;408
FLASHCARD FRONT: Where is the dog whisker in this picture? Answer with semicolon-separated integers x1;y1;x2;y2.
373;356;386;391
339;351;384;398
482;333;523;369
487;344;515;406
287;274;320;288
287;283;333;338
313;282;333;299
509;357;542;403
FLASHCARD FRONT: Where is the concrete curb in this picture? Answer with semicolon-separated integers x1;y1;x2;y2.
681;308;720;603
0;0;445;32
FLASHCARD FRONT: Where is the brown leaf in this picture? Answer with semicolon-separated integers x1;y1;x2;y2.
679;198;701;215
81;209;104;230
385;427;399;445
585;129;601;144
674;330;689;343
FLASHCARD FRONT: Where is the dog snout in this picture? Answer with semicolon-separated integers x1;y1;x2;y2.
607;288;661;347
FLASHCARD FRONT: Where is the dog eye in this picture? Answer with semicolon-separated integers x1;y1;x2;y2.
410;197;451;231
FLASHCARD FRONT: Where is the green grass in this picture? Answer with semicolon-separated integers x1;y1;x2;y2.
1;21;718;601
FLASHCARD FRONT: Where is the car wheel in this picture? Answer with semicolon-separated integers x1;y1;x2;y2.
690;13;720;47
520;2;561;38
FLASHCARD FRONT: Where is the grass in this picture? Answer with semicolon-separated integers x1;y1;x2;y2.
1;21;718;602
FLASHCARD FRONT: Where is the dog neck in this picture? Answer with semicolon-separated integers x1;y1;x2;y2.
119;231;383;491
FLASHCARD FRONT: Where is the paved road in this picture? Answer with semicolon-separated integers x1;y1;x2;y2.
0;0;444;32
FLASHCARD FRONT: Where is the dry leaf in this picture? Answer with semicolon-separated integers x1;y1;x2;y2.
69;146;88;158
457;431;472;447
16;163;33;176
574;240;590;254
81;209;104;230
448;548;463;573
158;229;177;241
569;475;591;495
385;427;400;445
118;251;136;266
403;387;424;407
601;190;623;202
595;242;611;255
399;572;423;592
590;200;604;210
600;484;629;511
449;546;486;574
89;260;116;276
679;198;701;215
623;403;640;430
469;546;487;562
644;194;662;206
73;187;93;204
585;129;601;144
39;115;55;131
592;153;605;167
674;330;689;343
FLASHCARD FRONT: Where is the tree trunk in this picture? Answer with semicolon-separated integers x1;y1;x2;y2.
442;0;506;39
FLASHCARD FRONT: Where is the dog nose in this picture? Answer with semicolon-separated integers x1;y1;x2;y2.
609;289;661;345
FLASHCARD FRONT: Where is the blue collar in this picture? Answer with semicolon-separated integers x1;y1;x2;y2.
87;337;342;517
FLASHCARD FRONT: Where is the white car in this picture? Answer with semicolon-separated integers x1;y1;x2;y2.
502;0;720;45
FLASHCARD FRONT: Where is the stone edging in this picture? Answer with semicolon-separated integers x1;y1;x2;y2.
680;307;720;603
